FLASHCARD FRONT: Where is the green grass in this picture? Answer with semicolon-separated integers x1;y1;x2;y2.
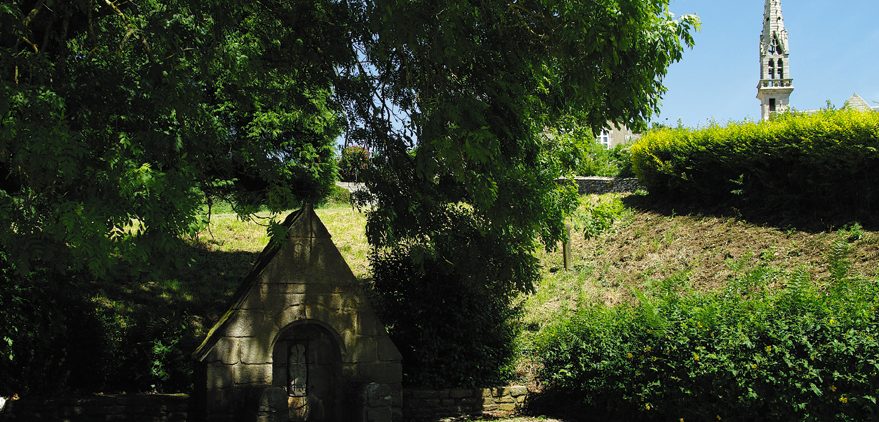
86;192;875;399
194;202;370;280
191;194;879;354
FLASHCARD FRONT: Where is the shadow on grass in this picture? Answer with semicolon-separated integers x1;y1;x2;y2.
520;390;598;422
46;242;262;394
622;193;879;233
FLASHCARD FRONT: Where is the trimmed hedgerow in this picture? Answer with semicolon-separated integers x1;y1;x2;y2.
630;110;879;214
534;235;879;420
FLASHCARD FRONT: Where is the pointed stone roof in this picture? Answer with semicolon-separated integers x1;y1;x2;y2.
192;204;396;363
844;93;874;112
761;0;790;55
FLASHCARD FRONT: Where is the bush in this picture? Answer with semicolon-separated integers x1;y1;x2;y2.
338;145;370;182
320;185;352;206
572;195;630;239
534;233;879;420
1;249;199;396
630;110;879;215
370;208;522;388
546;127;635;177
577;143;634;178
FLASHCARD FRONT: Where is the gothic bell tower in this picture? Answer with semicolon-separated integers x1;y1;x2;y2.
757;0;793;120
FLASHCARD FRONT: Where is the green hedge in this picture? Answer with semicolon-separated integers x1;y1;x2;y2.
630;110;879;213
534;244;879;420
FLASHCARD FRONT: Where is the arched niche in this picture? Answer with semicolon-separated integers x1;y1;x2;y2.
271;321;345;422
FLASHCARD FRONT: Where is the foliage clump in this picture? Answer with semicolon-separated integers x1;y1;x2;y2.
548;127;636;177
630;110;879;219
371;207;524;388
338;146;370;182
534;229;879;420
572;195;631;239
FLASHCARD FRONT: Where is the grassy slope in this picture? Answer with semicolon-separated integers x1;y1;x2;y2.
192;195;879;333
525;193;879;329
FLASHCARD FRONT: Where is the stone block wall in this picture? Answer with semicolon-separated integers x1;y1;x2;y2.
572;176;642;195
402;386;529;421
0;394;189;421
194;208;403;421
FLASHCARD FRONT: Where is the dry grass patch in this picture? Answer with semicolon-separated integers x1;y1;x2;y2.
525;193;879;326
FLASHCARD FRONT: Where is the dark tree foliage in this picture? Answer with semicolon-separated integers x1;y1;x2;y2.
371;207;523;387
0;0;696;392
1;0;347;393
345;1;697;386
1;0;345;277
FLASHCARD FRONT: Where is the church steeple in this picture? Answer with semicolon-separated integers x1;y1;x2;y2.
757;0;794;121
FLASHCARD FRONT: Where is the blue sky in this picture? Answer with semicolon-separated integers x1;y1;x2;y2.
656;0;879;127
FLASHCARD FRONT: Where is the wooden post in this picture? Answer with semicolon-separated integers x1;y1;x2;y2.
563;222;572;271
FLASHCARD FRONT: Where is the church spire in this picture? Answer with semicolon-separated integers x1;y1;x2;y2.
757;0;793;121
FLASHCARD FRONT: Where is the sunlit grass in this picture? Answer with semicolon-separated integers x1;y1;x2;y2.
194;203;370;280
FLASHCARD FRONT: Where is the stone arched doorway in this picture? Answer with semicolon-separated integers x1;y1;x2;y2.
271;322;344;422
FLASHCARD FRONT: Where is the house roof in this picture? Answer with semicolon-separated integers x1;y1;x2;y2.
192;204;331;361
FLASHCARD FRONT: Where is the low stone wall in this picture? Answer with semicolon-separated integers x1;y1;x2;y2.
571;176;642;195
0;393;189;421
402;386;529;421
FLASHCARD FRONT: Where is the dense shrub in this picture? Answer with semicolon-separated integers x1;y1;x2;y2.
577;143;634;178
572;195;630;239
546;128;635;177
630;110;879;215
534;234;879;420
370;208;522;388
1;248;201;396
338;146;370;182
320;185;352;206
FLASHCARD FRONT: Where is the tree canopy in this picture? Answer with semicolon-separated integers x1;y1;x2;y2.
1;0;696;277
1;0;696;392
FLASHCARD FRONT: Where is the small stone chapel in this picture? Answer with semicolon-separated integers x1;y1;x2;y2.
192;205;402;422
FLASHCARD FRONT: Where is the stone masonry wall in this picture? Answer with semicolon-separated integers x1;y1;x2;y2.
572;176;642;195
402;386;529;421
0;394;189;422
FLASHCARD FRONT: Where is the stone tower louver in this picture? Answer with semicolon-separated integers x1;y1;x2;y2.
757;0;793;120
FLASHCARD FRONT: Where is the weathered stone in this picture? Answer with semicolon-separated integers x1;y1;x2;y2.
344;335;378;363
232;363;272;385
570;176;643;195
497;403;517;412
508;386;528;397
238;339;273;364
355;362;403;385
377;336;402;362
206;363;234;389
206;337;242;364
367;406;393;422
366;383;393;407
273;304;307;329
496;395;515;404
224;310;274;338
258;386;286;413
193;206;402;420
